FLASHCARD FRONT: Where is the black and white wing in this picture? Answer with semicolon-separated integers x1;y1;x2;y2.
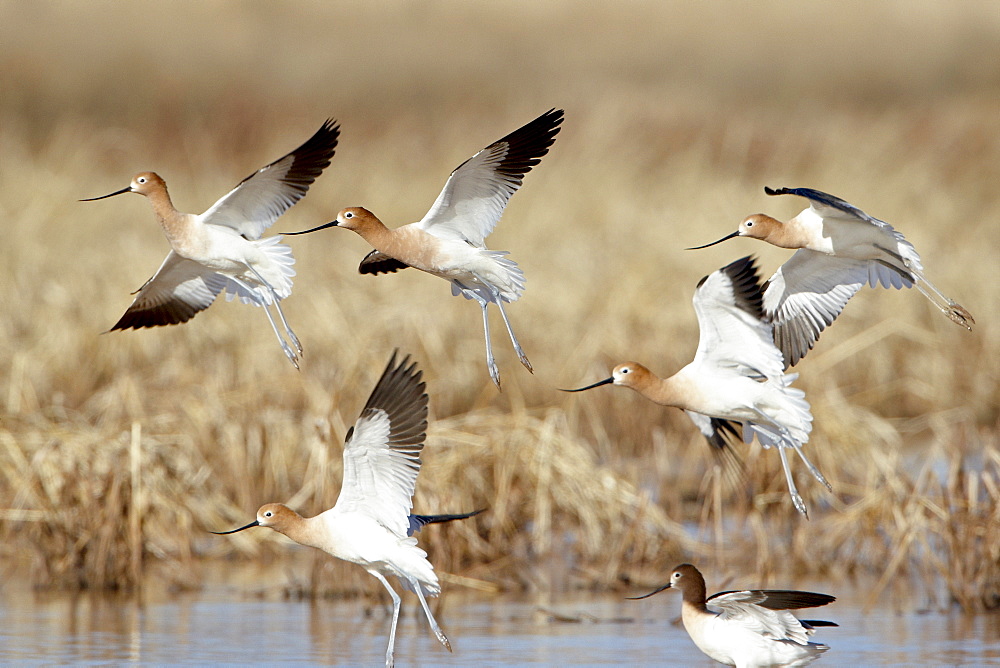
202;120;339;239
416;109;563;247
763;251;867;368
690;256;784;381
333;352;428;537
708;588;836;644
110;251;227;330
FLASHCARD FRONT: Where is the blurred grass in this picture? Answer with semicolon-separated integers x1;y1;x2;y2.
0;1;998;610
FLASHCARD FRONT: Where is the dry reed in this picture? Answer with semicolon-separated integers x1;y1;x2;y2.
0;1;998;613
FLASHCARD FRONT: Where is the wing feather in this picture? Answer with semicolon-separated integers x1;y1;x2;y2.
334;352;428;537
707;589;834;645
766;185;924;272
691;256;784;380
765;186;891;229
359;250;411;275
417;109;563;246
201;120;339;239
763;250;866;368
109;251;227;330
684;412;745;483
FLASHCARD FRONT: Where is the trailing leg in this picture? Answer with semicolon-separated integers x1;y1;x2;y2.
249;266;303;355
494;295;532;373
777;447;809;518
411;578;452;652
369;570;402;668
468;288;501;389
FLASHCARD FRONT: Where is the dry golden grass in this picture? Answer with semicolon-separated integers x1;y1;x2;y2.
1;1;998;611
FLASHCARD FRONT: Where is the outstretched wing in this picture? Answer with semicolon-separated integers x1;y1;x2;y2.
109;251;227;330
766;186;924;273
691;256;784;381
406;509;483;536
416;109;563;247
333;352;428;537
763;250;867;368
202;120;339;239
765;186;892;230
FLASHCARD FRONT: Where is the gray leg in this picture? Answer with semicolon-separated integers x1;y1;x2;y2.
493;293;532;373
231;275;299;368
271;297;303;355
468;288;501;389
872;246;973;329
471;272;530;374
790;442;832;492
777;447;809;518
410;578;452;652
247;266;303;356
914;279;975;329
369;570;401;668
261;302;300;368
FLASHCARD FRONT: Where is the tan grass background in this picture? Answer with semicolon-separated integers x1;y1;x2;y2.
1;1;998;610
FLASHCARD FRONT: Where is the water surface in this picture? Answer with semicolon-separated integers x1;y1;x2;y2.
3;574;999;666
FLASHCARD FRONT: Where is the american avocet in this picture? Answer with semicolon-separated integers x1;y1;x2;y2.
564;257;829;517
689;187;975;367
285;109;564;389
630;563;836;668
81;120;340;368
213;352;480;667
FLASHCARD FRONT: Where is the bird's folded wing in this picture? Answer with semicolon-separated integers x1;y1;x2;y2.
708;591;813;644
359;250;411;275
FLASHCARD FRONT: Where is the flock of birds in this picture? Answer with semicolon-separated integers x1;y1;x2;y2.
83;109;974;667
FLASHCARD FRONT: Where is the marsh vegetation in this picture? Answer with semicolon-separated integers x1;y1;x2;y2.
0;1;997;614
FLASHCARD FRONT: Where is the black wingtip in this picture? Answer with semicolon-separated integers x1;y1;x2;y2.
717;255;764;320
752;590;837;610
355;350;428;448
487;108;566;180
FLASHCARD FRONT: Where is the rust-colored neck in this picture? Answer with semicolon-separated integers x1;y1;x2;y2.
627;369;694;410
359;220;396;250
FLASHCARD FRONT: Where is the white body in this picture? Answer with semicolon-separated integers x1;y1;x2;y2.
684;604;829;668
217;354;457;667
312;509;440;596
322;110;563;388
749;187;973;367
636;565;834;668
389;223;525;304
680;259;816;501
86;120;339;368
582;258;826;516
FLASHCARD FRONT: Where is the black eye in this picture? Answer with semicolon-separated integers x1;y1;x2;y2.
264;511;272;517
745;220;753;227
345;211;354;218
622;368;630;374
137;177;146;184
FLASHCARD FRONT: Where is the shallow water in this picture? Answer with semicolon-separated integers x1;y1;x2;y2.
3;575;1000;666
